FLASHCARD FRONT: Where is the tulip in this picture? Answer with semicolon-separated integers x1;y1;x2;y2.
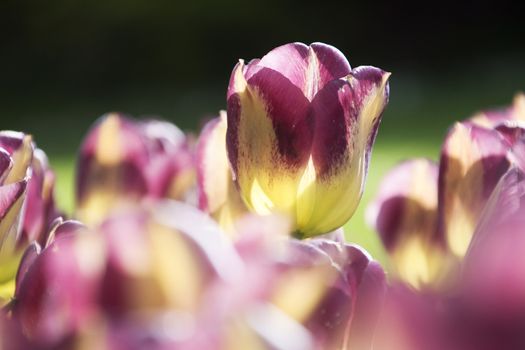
0;131;59;303
226;42;390;238
196;111;247;234
76;113;196;226
366;158;453;290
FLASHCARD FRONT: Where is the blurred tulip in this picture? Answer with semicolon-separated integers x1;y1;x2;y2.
368;95;525;291
227;42;390;238
366;159;453;290
76;113;196;226
196;112;247;234
0;131;59;304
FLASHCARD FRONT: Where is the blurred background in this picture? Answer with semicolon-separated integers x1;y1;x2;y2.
1;0;524;264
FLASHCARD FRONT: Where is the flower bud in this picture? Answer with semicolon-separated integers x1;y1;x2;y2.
226;42;390;237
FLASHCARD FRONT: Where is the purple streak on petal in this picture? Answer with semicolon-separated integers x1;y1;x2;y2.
247;68;313;167
310;66;389;178
309;79;353;177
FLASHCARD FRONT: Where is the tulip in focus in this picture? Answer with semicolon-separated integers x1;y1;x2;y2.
76;113;196;226
227;42;390;238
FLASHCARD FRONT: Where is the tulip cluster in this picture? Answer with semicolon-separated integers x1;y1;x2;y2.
0;42;391;350
368;94;525;350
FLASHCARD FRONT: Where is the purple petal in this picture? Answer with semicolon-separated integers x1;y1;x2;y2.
251;42;351;99
14;242;41;297
21;148;59;245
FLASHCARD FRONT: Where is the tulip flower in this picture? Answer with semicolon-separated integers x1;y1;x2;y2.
76;113;196;226
226;42;390;238
366;158;453;290
0;131;59;303
196;111;247;234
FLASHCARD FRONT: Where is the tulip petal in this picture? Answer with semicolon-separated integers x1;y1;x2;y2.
367;159;451;289
438;122;511;257
295;66;391;236
227;60;313;218
21;148;58;245
14;242;41;297
0;180;28;262
249;42;352;100
196;113;246;233
271;239;385;349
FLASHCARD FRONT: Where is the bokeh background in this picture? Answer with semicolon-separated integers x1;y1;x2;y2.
1;0;524;264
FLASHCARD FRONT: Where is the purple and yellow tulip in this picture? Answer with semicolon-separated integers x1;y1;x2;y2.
0;131;58;303
226;42;390;238
76;113;196;226
366;158;452;289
